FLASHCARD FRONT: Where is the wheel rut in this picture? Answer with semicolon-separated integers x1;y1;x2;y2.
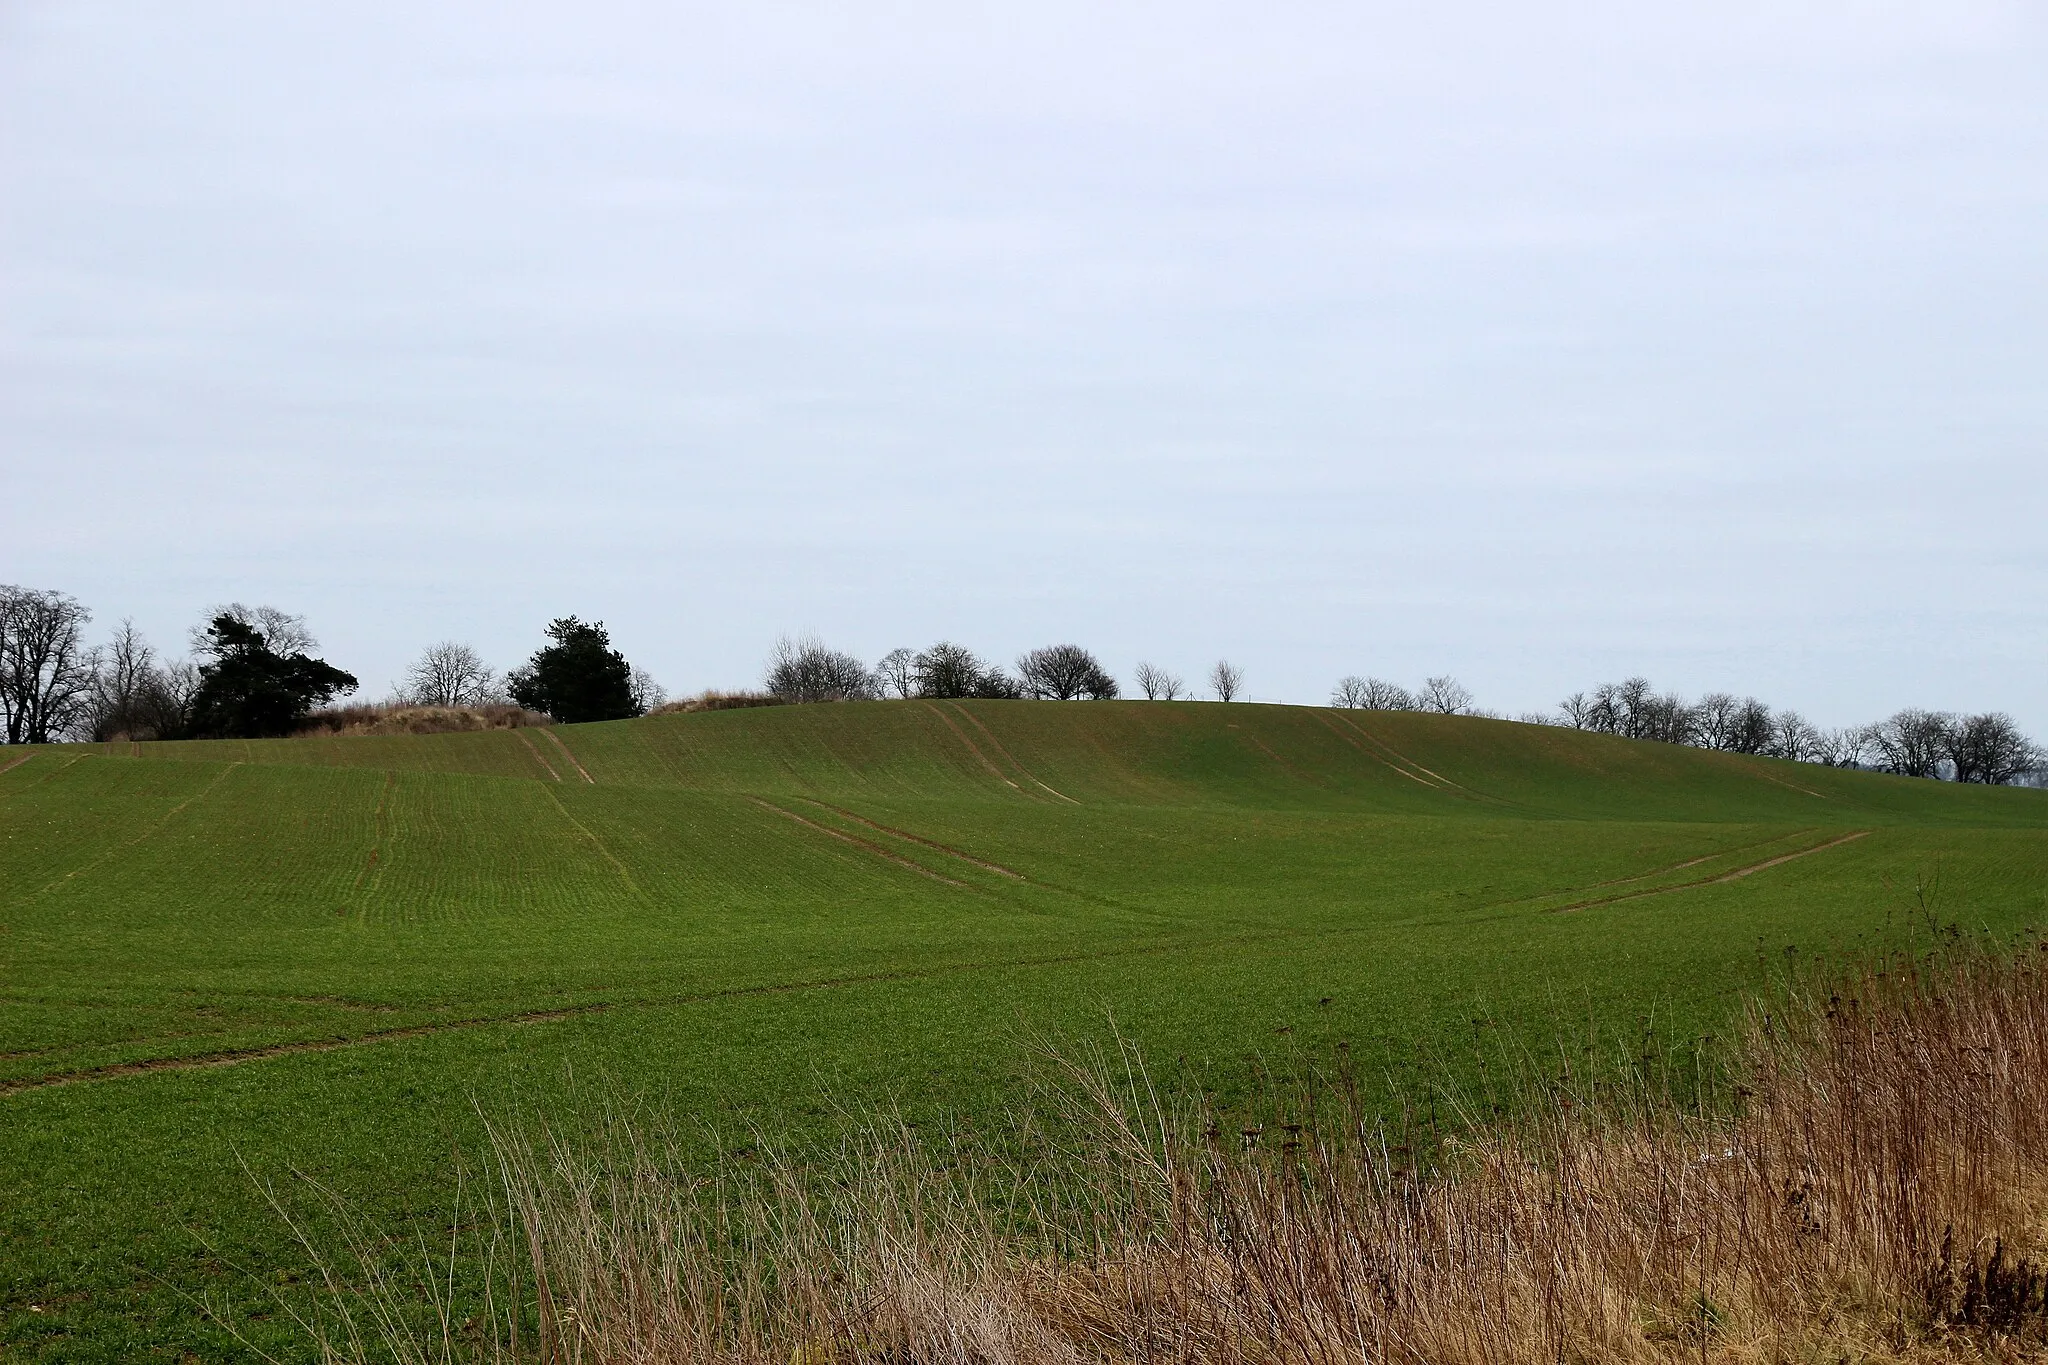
1551;831;1871;913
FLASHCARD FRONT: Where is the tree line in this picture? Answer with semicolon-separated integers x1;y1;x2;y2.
6;584;2039;784
761;637;1256;706
1326;670;2043;786
0;586;664;741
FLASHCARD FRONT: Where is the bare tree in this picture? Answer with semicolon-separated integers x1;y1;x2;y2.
1133;662;1184;701
913;642;986;699
1017;645;1118;700
1871;708;1955;779
629;668;667;714
1209;659;1243;703
1948;712;2041;785
404;642;498;707
0;585;94;743
156;660;201;738
1363;679;1413;710
1770;709;1820;763
1558;692;1594;729
1693;693;1740;749
191;603;315;659
1727;698;1774;755
1331;676;1370;709
1814;725;1872;769
85;619;166;740
1416;675;1472;715
766;636;875;703
875;648;917;700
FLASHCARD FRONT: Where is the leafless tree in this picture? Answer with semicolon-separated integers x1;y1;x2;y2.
1948;712;2041;785
911;642;1019;699
1134;662;1184;701
0;585;94;743
191;603;315;659
1351;678;1412;710
1871;708;1955;779
1727;698;1774;754
1770;709;1820;763
404;641;498;707
85;619;169;740
1416;675;1472;715
630;668;667;714
766;636;875;703
1517;710;1561;726
1558;692;1594;729
875;648;917;700
1693;693;1741;749
1331;676;1370;709
1017;645;1118;700
1209;659;1243;702
155;660;201;738
1814;725;1873;769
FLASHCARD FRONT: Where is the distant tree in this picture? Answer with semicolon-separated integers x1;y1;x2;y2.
875;648;918;700
1870;708;1954;779
913;642;990;699
1517;710;1561;726
1331;676;1369;709
0;585;95;743
765;636;875;704
1814;725;1872;769
190;603;316;660
1726;698;1774;755
506;617;639;723
1017;645;1117;701
404;642;498;707
1338;678;1403;710
1947;712;2041;785
1133;661;1184;701
1416;675;1472;715
185;614;358;738
1209;659;1243;703
1558;691;1594;729
1693;693;1740;749
972;669;1025;699
85;620;175;741
630;668;667;714
1770;710;1820;763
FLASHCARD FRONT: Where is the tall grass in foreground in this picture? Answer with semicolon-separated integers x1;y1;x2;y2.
276;948;2048;1363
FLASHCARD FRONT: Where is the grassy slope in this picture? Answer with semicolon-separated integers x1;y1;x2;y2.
3;702;2045;1360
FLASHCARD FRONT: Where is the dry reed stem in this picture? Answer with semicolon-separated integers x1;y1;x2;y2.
284;947;2048;1364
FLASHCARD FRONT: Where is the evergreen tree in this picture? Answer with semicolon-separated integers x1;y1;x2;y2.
185;615;357;738
507;617;639;723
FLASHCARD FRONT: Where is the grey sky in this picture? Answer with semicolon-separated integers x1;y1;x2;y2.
4;2;2044;729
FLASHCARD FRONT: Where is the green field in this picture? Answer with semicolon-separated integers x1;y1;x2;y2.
3;700;2045;1361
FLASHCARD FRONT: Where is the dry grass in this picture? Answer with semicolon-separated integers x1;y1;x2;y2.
274;947;2048;1363
648;691;789;715
296;703;553;736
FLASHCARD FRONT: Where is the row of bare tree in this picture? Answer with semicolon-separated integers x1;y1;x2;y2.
1553;677;2039;784
762;638;1257;706
1324;669;2040;784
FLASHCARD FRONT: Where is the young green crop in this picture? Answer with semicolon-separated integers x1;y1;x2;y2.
2;702;2043;1360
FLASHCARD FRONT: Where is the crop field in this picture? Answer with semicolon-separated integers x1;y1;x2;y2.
3;700;2046;1361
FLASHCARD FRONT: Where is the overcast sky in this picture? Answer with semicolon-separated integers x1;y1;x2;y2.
4;2;2044;728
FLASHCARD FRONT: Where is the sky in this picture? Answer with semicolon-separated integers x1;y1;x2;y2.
4;2;2045;729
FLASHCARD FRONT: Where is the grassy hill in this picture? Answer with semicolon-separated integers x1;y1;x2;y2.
3;701;2044;1360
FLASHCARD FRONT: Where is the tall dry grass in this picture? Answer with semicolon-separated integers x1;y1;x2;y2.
273;947;2048;1363
296;703;552;737
647;691;788;716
